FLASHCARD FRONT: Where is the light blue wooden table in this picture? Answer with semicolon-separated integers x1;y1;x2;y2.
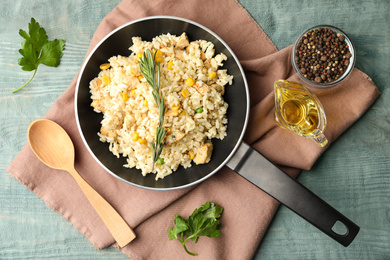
1;0;389;259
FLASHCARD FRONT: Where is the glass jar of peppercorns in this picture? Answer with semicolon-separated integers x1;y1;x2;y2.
292;25;355;87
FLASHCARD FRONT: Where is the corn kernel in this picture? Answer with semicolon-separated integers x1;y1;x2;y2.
102;76;110;85
143;100;148;107
188;150;195;160
138;75;144;81
208;71;217;79
132;132;139;141
180;111;186;116
130;89;136;95
181;89;190;98
137;52;143;59
138;138;147;144
185;78;195;87
167;61;174;70
100;63;111;70
154;50;163;63
122;92;129;102
171;105;180;111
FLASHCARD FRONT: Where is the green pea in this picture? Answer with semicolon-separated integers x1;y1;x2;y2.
196;107;203;113
157;158;165;165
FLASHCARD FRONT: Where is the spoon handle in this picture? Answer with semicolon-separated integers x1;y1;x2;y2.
67;166;136;247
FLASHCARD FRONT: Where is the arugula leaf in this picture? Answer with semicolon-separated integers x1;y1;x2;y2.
13;18;65;93
168;202;224;256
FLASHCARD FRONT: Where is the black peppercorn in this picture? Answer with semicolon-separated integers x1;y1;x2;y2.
295;27;352;84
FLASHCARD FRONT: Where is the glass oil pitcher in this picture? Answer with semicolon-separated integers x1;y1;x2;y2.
274;79;328;147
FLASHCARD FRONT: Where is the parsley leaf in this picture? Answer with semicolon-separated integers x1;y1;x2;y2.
168;202;223;256
39;39;66;67
13;18;65;93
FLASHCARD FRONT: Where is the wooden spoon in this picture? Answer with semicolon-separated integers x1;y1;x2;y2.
27;119;136;248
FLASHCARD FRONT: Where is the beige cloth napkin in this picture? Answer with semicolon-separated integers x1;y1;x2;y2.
7;0;380;259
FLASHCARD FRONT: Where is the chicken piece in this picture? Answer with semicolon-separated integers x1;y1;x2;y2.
211;83;225;95
172;131;186;142
124;113;135;130
100;126;117;139
94;78;102;89
186;44;195;53
91;98;106;112
194;142;213;165
163;47;174;57
174;49;186;62
129;63;141;76
127;75;140;86
203;59;212;69
194;82;210;95
175;33;190;49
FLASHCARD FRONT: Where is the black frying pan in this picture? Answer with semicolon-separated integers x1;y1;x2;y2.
75;16;359;247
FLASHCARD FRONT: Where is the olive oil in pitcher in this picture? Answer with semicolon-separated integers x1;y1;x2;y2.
274;79;328;147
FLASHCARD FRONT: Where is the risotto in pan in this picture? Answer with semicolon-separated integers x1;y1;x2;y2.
89;33;233;180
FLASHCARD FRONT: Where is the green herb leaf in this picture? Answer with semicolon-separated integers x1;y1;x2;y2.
18;40;39;71
168;202;223;256
39;39;66;67
138;49;167;170
168;214;188;240
19;18;48;56
13;18;65;93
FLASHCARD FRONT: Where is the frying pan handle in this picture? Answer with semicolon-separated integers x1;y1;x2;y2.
226;142;359;246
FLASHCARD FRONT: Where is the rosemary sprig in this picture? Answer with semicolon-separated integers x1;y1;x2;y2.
138;49;167;171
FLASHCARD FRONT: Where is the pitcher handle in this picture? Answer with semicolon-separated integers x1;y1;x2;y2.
313;130;328;147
